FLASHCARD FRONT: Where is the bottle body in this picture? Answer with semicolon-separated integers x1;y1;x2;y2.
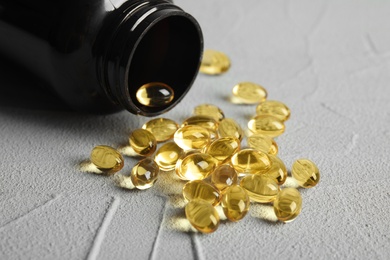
0;0;203;115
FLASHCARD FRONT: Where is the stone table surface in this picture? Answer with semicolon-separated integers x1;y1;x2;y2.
1;0;390;259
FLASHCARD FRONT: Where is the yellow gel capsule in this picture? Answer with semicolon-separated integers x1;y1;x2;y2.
273;188;302;222
262;155;287;185
183;180;221;206
291;159;320;188
176;153;217;181
230;149;271;175
218;118;244;141
247;134;278;155
193;104;225;121
248;115;285;137
129;129;157;156
240;175;280;203
154;142;183;171
90;145;124;174
256;100;291;121
204;137;240;164
182;115;219;132
131;158;159;190
174;125;211;151
185;199;220;233
211;164;238;191
142;118;179;142
221;185;250;222
136;82;174;107
231;82;267;104
199;49;230;75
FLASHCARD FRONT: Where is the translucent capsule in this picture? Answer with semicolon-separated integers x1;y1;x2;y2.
129;129;157;156
230;149;271;175
131;158;159;190
218;118;244;141
90;145;124;174
204;137;240;164
273;188;302;222
221;185;250;222
136;82;174;107
185;199;220;233
247;134;278;155
142;118;179;142
193;104;225;121
211;164;238;191
231;82;267;104
240;175;280;203
154;142;183;171
199;49;230;75
256;100;291;121
174;125;210;151
262;155;287;185
183;180;221;206
182;115;219;132
248;115;285;137
291;159;320;188
176;153;217;181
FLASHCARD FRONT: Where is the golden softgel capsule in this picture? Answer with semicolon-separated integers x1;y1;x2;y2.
185;199;220;233
211;164;238;191
174;125;210;151
182;115;219;132
218;118;244;141
262;155;287;185
204;137;240;164
199;49;230;75
154;142;183;171
273;188;302;222
247;134;278;155
240;175;280;203
230;149;271;175
176;153;218;181
193;104;225;121
291;159;320;188
129;129;157;156
221;185;250;222
142;118;179;142
231;82;267;104
248;115;285;137
136;82;174;107
182;180;221;206
131;158;159;190
90;145;124;174
256;100;291;121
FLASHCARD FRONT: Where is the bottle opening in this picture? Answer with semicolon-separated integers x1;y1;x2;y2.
127;14;202;115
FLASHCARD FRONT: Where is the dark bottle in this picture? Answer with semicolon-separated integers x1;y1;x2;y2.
0;0;203;116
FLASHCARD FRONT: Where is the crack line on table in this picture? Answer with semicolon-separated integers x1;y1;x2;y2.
86;196;120;260
0;194;61;232
149;198;168;260
190;233;205;260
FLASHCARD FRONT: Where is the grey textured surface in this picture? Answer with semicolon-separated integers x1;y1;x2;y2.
1;0;390;259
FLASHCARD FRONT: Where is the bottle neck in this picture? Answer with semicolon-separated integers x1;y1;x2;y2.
99;0;203;116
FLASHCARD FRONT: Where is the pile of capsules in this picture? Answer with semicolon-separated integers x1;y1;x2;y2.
86;50;320;234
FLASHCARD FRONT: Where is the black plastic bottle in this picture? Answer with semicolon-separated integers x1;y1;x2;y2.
0;0;203;115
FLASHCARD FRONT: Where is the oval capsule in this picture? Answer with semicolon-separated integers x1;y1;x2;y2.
262;155;287;185
248;115;285;137
199;49;231;75
211;164;238;191
230;149;271;175
193;104;225;121
221;185;250;222
231;82;267;104
183;180;221;206
204;137;240;164
185;199;220;233
136;82;174;107
142;118;179;142
218;118;244;141
129;129;157;156
90;145;124;174
291;159;320;188
182;115;219;132
131;158;159;190
273;188;302;222
256;100;291;121
176;153;218;181
174;125;211;151
154;142;183;171
247;134;278;155
240;175;280;203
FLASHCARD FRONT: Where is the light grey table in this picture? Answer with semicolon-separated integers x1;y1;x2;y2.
1;0;389;259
